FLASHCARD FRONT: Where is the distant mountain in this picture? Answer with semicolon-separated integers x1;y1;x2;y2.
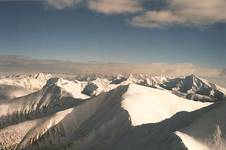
0;73;52;90
161;74;226;102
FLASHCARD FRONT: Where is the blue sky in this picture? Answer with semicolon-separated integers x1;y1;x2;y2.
0;0;225;67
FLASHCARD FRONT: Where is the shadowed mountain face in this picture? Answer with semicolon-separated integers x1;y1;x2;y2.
0;73;225;150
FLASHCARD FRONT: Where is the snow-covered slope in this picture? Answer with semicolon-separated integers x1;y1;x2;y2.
1;85;130;150
122;84;210;126
0;73;225;150
0;83;210;150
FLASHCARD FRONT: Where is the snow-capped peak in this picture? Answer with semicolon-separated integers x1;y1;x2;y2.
161;74;225;102
45;77;89;99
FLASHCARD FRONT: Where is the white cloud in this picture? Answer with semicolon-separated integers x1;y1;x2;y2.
87;0;143;15
131;0;226;28
45;0;82;9
169;0;226;25
131;11;185;28
45;0;143;14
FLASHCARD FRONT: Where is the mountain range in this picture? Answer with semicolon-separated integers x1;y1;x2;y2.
0;73;225;150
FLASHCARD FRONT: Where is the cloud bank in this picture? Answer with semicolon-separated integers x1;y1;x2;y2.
44;0;226;28
0;55;225;78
